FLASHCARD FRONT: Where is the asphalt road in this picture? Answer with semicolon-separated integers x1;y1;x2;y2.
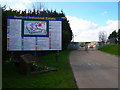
69;48;118;88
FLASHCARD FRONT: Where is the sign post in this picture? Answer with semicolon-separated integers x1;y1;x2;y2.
34;51;36;56
56;51;59;62
11;52;14;62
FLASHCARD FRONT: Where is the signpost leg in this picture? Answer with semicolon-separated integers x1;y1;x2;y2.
34;51;36;56
56;51;59;62
11;52;14;62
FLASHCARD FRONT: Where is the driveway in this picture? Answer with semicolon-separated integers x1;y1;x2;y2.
69;48;118;88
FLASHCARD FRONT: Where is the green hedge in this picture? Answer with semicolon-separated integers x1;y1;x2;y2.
98;44;120;55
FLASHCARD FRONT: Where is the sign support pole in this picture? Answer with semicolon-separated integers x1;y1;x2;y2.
11;52;14;62
34;51;36;56
56;51;59;62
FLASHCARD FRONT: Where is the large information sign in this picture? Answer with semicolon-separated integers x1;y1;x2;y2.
7;15;62;51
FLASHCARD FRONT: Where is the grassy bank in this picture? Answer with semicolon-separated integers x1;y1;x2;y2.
98;44;120;55
2;49;75;88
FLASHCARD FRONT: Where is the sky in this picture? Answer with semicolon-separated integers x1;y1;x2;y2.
0;0;119;42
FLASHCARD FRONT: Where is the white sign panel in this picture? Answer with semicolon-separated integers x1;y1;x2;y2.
7;15;62;51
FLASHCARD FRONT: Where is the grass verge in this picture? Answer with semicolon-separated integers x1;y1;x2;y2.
2;49;75;88
98;44;120;55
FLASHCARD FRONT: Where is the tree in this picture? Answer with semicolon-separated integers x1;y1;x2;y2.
118;29;120;44
112;30;117;44
62;18;72;49
99;31;107;43
108;30;118;44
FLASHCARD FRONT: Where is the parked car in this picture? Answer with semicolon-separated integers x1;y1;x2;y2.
90;45;93;48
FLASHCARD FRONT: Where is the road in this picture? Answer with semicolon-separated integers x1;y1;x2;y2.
69;48;118;88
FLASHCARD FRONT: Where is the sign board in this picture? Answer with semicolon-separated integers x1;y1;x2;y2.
7;15;62;51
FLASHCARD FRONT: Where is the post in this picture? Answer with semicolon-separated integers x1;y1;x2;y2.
34;51;36;56
56;51;59;62
11;52;14;62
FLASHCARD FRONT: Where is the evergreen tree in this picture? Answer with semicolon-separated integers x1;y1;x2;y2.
108;30;118;44
118;29;120;44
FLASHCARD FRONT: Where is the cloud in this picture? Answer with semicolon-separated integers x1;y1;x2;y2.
97;20;118;35
74;30;99;42
11;3;27;11
20;0;31;4
1;0;31;11
102;11;108;16
66;15;97;33
66;15;118;42
103;11;108;14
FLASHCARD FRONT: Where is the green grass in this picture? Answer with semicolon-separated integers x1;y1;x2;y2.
98;44;120;55
2;49;76;88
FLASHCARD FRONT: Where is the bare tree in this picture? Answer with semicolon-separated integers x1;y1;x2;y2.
32;2;45;11
99;31;107;43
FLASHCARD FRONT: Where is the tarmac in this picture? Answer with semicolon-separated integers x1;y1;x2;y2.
69;47;118;88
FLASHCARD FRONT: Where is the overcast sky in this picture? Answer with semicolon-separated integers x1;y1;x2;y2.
0;0;119;42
